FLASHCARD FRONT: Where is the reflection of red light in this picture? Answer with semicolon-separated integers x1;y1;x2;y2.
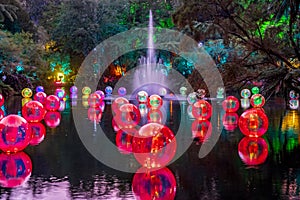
115;129;137;154
132;167;176;200
0;151;32;188
111;97;129;115
147;109;163;123
223;112;239;132
44;111;61;128
239;108;268;137
132;123;176;169
191;119;212;143
88;93;102;108
29;122;46;146
192;100;212;120
238;137;268;165
222;96;240;112
88;107;103;123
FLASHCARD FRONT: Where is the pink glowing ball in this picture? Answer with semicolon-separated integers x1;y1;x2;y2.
55;88;66;100
111;97;129;115
44;111;61;128
222;96;240;112
45;95;60;111
0;94;4;107
192;100;212;120
29;122;46;146
113;103;141;131
22;100;46;122
88;93;102;108
191;119;212;143
34;92;47;105
222;112;239;132
147;95;163;109
0;115;31;153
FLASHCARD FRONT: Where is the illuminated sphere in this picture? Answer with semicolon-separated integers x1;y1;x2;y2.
251;87;260;95
222;112;239;132
216;87;225;98
196;89;206;99
0;94;4;107
132;123;177;168
250;94;265;108
44;111;61;128
82;86;92;95
112;97;129;115
29;122;46;146
289;90;299;99
35;86;44;93
289;99;299;110
148;95;163;110
118;87;127;96
0;152;32;188
88;93;102;108
159;87;167;96
187;92;197;105
88;107;103;123
136;91;149;103
94;90;105;99
113;103;141;130
21;88;33;98
192;100;212;120
222;96;240;112
70;86;78;94
240;98;250;109
241;89;251;99
179;87;187;96
132;167;176;200
0;109;4;121
239;108;269;137
22;100;46;122
147;109;163;124
191;119;212;143
238;137;268;165
115;129;136;154
105;86;113;96
33;92;47;105
45;95;60;111
55;88;66;100
0;115;31;153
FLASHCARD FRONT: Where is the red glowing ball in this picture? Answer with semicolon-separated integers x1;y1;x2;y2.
132;123;177;168
239;108;269;137
0;115;31;153
222;96;240;112
222;112;239;132
250;94;265;108
238;137;268;166
147;109;163;123
44;111;61;128
45;95;60;111
0;109;4;121
191;119;212;143
192;100;212;120
29;122;46;146
88;107;103;123
115;129;137;154
33;92;47;105
0;151;32;188
88;93;102;108
0;94;4;107
22;100;46;122
113;103;141;130
132;167;176;200
147;95;163;110
111;97;129;115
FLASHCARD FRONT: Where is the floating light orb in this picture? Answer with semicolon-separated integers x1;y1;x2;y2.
216;87;225;99
82;86;92;95
55;88;66;100
29;122;46;146
105;86;113;96
44;111;61;128
88;107;103;123
115;129;136;154
112;97;129;115
191;119;212;143
187;92;197;105
222;112;239;132
21;88;33;98
289;90;299;99
22;100;46;122
45;95;60;111
289;99;299;110
222;96;240;112
0;152;32;188
148;95;163;110
132;167;176;200
250;94;265;108
159;87;167;96
239;108;269;137
35;86;44;93
179;87;187;96
241;98;250;109
94;90;105;99
33;92;47;105
88;93;102;108
241;89;251;99
0;115;31;153
0;94;4;107
132;123;176;168
251;87;260;95
118;87;127;96
113;103;141;130
238;137;268;166
147;109;163;124
196;89;206;99
137;91;149;103
192;100;212;120
70;86;78;94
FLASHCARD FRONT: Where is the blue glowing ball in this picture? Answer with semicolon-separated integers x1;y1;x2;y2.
36;86;44;93
70;86;78;94
118;87;127;96
105;86;113;96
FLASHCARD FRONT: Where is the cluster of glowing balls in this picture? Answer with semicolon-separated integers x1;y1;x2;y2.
216;87;225;99
289;90;299;110
88;93;102;108
29;122;46;146
0;152;32;188
82;86;92;95
22;101;46;122
132;122;177;168
250;94;265;108
21;88;33;98
159;87;167;96
132;167;176;200
191;119;212;143
222;96;240;112
222;112;239;132
187;92;197;105
137;91;149;103
35;86;44;93
105;86;113;96
45;95;60;111
148;95;163;109
0;115;31;153
192;100;212;120
55;88;66;100
0;94;4;107
238;137;268;165
44;111;61;128
238;108;268;137
113;103;141;130
112;97;129;115
179;87;187;96
117;87;127;96
34;92;47;105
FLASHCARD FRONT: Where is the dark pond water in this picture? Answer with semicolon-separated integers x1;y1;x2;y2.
0;95;300;200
